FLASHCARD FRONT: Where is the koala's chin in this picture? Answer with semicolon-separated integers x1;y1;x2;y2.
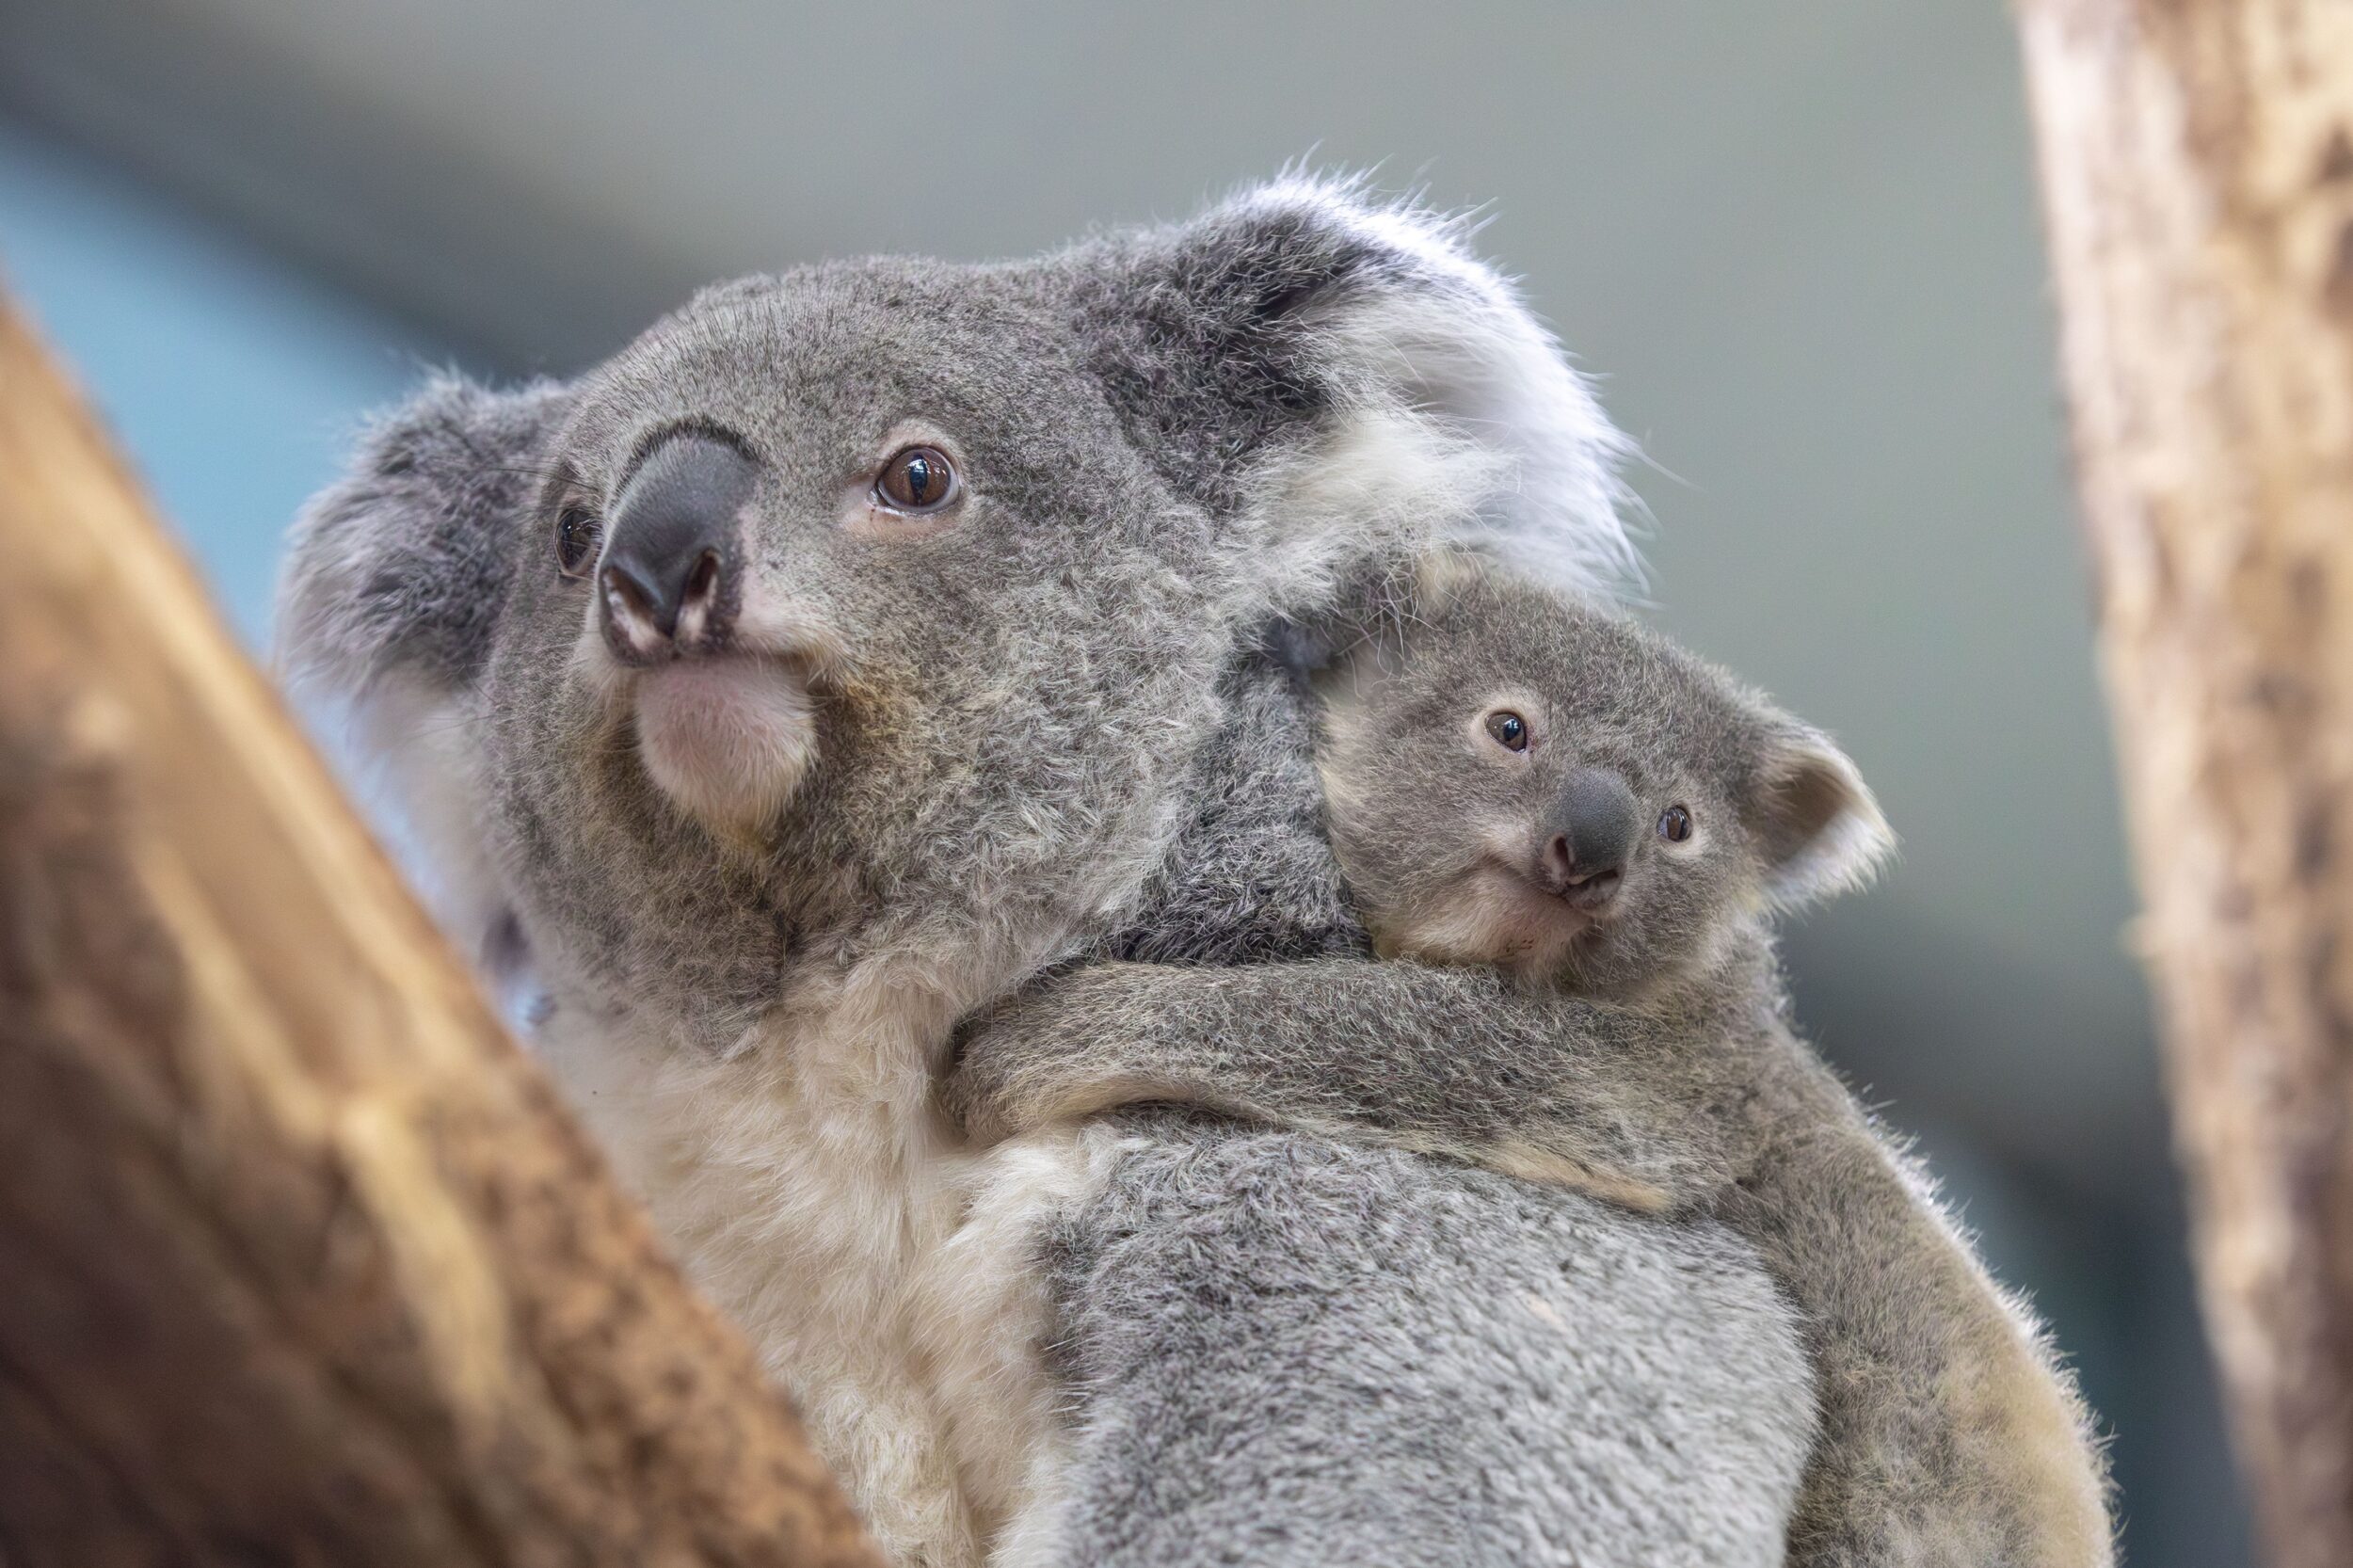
630;657;818;838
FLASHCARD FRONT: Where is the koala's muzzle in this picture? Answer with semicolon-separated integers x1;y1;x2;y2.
1536;766;1639;909
600;435;756;664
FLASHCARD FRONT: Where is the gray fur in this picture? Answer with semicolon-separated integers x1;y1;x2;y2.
1091;653;1369;968
952;564;2116;1567
282;180;1817;1565
282;376;573;697
1039;1117;1815;1568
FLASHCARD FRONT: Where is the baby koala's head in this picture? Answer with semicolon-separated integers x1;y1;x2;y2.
1317;557;1893;997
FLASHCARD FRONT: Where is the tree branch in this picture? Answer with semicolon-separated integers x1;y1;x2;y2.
2018;4;2353;1563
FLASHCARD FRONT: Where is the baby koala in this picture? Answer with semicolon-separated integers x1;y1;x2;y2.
949;556;2112;1567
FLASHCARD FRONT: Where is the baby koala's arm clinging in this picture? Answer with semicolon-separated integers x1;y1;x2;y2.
947;957;1736;1213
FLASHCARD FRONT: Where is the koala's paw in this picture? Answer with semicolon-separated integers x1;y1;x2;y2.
946;964;1179;1145
943;999;1038;1145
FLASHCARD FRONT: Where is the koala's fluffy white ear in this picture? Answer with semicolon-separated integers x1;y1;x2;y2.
1102;175;1641;602
1751;726;1896;910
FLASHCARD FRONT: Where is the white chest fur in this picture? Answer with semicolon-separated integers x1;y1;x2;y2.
535;978;1106;1568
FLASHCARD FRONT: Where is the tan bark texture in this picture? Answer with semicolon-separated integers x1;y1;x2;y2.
2018;4;2353;1564
0;295;885;1567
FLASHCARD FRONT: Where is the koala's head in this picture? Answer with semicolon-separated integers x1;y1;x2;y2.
1318;558;1893;998
280;181;1640;1050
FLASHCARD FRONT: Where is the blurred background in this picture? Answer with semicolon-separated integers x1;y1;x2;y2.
0;2;2243;1560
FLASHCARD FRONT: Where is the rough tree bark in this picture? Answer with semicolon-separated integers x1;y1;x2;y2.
2018;4;2353;1564
0;297;885;1567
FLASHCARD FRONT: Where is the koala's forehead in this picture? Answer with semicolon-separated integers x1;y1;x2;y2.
556;259;1100;472
1400;575;1763;778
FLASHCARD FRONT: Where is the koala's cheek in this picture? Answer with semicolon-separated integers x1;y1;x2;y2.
632;662;817;834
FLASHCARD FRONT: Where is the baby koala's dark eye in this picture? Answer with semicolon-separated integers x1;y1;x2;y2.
1658;805;1694;842
554;504;602;578
1484;711;1529;752
875;445;959;513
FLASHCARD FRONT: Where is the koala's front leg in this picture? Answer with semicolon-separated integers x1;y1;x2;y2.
947;959;1728;1213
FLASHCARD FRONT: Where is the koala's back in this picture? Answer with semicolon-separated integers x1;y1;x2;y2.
1040;1121;1817;1568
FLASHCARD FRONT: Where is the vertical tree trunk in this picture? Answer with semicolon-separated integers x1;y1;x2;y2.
0;295;885;1566
2017;4;2353;1564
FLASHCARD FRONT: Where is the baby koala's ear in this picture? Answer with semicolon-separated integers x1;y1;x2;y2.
1748;724;1896;910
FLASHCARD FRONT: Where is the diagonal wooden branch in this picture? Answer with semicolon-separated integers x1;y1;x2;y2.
2017;4;2353;1564
0;293;885;1567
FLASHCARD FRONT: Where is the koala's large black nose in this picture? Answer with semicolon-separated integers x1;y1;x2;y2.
599;435;757;662
1537;766;1640;908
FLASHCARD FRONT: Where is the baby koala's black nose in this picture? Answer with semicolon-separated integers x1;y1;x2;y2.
600;434;757;664
1538;766;1640;908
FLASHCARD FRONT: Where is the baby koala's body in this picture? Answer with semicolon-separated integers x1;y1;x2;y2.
950;558;2113;1567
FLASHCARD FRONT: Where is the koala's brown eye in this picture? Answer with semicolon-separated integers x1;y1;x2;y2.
875;446;959;513
1484;711;1529;752
1658;805;1693;842
554;505;602;578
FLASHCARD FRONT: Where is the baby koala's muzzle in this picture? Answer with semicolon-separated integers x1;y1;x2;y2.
1537;766;1640;908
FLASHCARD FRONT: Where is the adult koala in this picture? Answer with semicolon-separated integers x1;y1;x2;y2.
282;182;1817;1566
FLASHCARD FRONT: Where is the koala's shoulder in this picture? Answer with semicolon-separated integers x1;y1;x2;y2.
1094;652;1368;967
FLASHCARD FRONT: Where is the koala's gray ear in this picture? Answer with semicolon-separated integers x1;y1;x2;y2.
278;375;569;984
1749;726;1896;910
279;374;571;701
1090;176;1640;598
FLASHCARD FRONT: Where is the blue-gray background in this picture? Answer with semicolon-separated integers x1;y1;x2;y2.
0;3;2248;1560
